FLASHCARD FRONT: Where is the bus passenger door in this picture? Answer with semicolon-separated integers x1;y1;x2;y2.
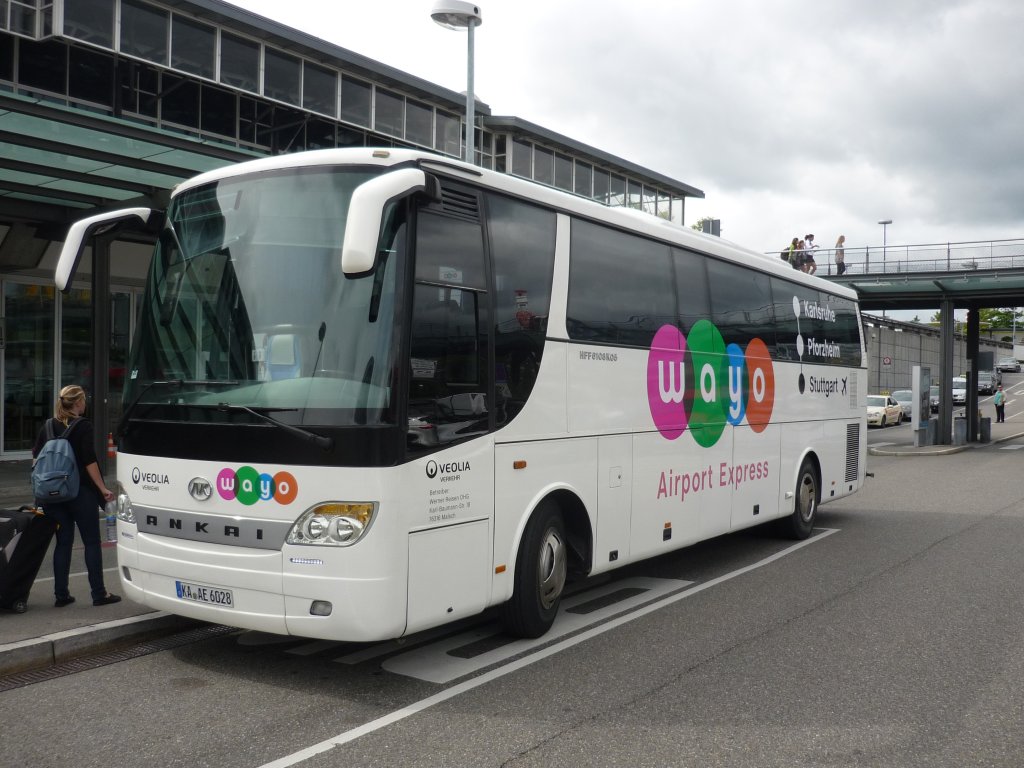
595;434;632;571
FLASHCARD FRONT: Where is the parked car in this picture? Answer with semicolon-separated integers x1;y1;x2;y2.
997;356;1020;373
952;376;967;405
977;370;998;394
867;395;903;427
929;385;940;413
891;389;915;418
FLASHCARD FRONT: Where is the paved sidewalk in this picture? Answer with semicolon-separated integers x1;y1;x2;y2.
867;415;1024;456
0;457;198;675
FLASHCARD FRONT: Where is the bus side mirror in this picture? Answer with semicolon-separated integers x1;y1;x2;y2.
56;207;153;291
341;169;438;275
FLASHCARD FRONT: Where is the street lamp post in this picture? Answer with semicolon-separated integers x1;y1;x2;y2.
878;219;892;270
431;1;483;165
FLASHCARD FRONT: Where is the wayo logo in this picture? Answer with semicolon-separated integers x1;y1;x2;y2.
216;466;298;506
647;320;775;445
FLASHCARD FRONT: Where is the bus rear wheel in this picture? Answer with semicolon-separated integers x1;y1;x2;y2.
503;501;567;638
783;458;818;540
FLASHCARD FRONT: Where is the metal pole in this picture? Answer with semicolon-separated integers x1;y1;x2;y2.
465;20;475;165
882;222;887;269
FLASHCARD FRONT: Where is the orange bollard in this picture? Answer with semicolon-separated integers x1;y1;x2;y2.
107;432;117;459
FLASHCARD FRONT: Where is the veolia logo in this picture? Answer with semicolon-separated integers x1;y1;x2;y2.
647;319;775;446
216;466;298;506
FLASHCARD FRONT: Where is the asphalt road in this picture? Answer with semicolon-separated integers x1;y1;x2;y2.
4;436;1024;767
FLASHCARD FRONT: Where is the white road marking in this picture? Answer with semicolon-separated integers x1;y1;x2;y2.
998;444;1024;450
383;577;691;684
871;442;895;448
257;529;839;768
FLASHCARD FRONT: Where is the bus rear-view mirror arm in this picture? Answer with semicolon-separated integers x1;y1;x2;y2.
56;207;153;291
341;168;439;275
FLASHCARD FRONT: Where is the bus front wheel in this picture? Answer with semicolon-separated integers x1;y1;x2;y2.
783;458;818;540
503;501;567;638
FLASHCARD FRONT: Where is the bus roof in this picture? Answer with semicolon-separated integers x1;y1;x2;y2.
172;147;859;302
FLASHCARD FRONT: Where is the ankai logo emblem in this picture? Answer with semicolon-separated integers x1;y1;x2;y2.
188;477;213;501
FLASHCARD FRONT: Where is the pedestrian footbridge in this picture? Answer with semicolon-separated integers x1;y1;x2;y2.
798;238;1024;444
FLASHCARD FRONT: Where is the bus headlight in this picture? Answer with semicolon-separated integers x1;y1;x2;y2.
286;502;377;547
115;483;136;524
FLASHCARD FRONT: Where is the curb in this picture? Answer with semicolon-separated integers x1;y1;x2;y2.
0;612;200;676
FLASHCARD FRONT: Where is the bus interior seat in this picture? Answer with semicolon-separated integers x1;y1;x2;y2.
267;333;301;380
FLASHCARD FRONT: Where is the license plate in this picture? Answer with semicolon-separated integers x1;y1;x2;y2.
175;580;234;608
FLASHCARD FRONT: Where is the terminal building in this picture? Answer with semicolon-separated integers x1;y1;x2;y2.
0;0;704;459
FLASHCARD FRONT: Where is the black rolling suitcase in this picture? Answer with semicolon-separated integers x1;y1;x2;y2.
0;506;58;612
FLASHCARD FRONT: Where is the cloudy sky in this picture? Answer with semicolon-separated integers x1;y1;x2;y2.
222;0;1024;258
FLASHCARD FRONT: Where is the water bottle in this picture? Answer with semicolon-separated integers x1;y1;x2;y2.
104;501;118;543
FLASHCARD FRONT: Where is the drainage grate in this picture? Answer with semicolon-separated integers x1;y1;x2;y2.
566;587;648;615
446;633;518;659
0;624;236;693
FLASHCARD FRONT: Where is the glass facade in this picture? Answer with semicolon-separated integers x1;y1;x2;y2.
0;279;137;456
0;0;698;451
2;282;54;453
0;0;691;212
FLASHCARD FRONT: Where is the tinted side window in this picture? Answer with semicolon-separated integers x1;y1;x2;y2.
771;279;810;363
414;209;487;289
408;208;488;451
771;280;861;366
672;248;709;335
487;194;556;425
707;258;774;349
567;219;674;346
819;292;863;366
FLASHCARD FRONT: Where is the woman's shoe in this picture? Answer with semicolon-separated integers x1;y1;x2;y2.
55;596;76;608
93;593;122;606
1;601;27;613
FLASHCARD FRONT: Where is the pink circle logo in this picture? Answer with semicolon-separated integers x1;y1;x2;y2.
647;325;689;440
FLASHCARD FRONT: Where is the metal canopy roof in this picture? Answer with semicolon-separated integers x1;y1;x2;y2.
830;268;1024;311
0;91;259;226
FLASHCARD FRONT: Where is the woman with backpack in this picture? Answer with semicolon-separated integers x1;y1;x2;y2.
31;385;120;608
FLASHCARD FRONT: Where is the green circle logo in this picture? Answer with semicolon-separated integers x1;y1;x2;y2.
686;319;729;447
234;465;261;506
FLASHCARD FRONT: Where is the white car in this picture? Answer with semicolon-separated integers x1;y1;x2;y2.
952;377;967;405
867;395;903;427
891;389;915;418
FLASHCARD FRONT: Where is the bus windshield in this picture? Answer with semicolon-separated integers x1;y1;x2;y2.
125;166;404;429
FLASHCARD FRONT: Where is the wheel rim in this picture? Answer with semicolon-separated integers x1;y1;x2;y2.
537;527;567;610
797;471;817;524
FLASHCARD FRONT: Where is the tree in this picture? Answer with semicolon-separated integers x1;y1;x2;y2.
691;216;717;233
980;307;1022;330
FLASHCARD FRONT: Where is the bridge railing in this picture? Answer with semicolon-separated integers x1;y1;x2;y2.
769;238;1024;276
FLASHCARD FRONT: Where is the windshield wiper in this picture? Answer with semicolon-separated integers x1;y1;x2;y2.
120;379;239;435
216;402;334;451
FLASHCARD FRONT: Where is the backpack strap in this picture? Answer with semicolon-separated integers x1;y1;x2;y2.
63;418;81;440
45;417;80;441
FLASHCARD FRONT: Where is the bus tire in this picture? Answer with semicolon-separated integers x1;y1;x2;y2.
502;500;567;638
783;458;818;540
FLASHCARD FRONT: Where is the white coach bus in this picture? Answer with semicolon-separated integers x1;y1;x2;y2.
57;148;866;641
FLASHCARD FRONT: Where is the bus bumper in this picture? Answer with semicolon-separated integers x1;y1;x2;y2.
116;526;407;642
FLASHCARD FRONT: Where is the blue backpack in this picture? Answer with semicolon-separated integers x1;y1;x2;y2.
31;418;81;504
